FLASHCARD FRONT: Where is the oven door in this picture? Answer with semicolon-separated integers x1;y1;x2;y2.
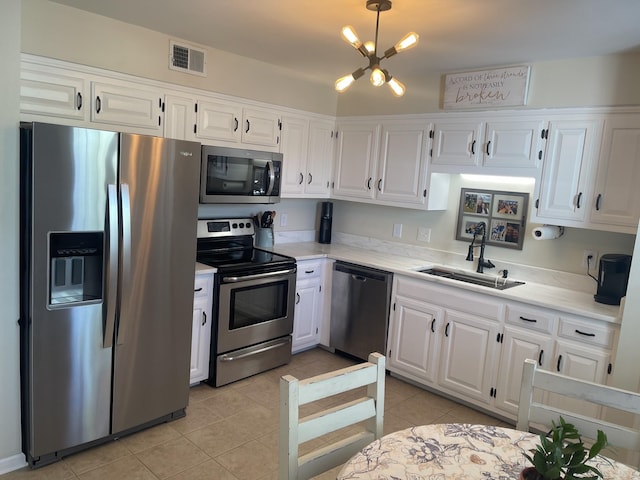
216;267;296;353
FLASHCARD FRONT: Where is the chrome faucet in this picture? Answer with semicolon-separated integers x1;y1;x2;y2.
465;222;495;273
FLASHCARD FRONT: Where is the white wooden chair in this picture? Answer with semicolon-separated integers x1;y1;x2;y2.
516;358;640;467
279;352;385;480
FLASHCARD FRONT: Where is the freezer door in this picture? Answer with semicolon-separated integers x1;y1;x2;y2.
111;134;200;434
23;123;118;459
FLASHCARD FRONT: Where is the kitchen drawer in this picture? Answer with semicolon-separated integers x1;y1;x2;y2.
505;304;555;334
558;316;617;349
194;273;213;299
296;260;322;280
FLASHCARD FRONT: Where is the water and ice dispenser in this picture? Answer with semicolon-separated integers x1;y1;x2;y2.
49;232;104;306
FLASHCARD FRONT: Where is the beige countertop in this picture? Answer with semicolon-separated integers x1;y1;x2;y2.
270;242;622;324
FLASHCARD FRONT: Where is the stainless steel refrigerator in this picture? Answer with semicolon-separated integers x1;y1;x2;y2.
19;122;201;467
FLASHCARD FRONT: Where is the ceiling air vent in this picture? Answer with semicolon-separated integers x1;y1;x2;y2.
169;41;206;76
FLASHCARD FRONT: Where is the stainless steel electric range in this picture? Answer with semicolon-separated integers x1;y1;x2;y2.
196;218;297;386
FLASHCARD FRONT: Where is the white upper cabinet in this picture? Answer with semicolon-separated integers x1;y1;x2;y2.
589;113;640;228
333;121;381;201
376;121;430;206
163;93;197;141
20;61;87;123
195;99;281;150
91;79;164;133
431;120;484;168
533;118;602;223
333;118;448;210
280;116;334;198
431;117;547;176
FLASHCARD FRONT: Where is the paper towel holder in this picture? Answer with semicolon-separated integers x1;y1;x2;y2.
533;225;564;240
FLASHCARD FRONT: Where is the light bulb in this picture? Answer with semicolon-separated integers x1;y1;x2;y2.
387;77;406;97
341;25;362;49
335;74;356;93
364;41;375;54
370;67;385;87
395;32;419;52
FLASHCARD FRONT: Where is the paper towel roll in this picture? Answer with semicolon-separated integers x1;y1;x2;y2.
532;225;563;240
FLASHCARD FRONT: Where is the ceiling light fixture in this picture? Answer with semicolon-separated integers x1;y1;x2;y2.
335;0;419;97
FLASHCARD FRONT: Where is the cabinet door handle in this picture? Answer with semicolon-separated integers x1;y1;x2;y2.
431;318;436;333
194;287;203;293
445;322;450;337
471;140;476;155
486;141;491;156
245;119;250;133
76;92;83;110
296;292;300;304
556;354;562;372
377;179;382;191
367;177;372;190
202;311;207;326
596;193;602;211
95;96;101;114
538;350;544;366
298;172;304;185
519;315;537;323
576;192;583;208
234;117;239;132
308;173;313;185
575;329;596;337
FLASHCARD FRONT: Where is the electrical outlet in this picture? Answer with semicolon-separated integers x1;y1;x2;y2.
417;227;431;243
393;223;403;238
280;213;288;227
582;250;598;270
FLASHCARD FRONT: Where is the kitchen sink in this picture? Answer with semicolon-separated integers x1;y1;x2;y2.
417;267;525;290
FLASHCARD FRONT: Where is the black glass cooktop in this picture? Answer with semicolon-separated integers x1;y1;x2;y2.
196;237;295;274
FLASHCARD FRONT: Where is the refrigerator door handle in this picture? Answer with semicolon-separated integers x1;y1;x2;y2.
104;184;119;348
117;183;132;346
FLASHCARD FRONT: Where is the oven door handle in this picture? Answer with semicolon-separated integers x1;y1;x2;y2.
219;337;291;362
222;268;296;283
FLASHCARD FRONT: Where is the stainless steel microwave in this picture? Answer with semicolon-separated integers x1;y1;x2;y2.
200;145;282;204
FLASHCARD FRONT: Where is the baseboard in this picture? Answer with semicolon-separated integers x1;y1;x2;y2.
0;453;27;475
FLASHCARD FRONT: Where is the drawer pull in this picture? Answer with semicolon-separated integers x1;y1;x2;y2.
575;329;596;337
557;354;562;372
194;287;203;292
519;315;537;323
305;270;315;274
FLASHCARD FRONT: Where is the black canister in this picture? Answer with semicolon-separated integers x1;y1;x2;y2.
318;201;333;244
594;253;632;305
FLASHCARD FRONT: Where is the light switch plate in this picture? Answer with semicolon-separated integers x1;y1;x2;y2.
393;223;403;238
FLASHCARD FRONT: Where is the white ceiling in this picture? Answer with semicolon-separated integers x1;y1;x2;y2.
51;0;640;85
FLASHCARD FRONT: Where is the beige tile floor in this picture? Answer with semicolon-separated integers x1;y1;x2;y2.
3;348;509;480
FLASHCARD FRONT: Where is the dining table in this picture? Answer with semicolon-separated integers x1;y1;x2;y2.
337;423;640;479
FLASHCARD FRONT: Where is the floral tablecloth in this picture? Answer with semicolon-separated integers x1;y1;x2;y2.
337;423;640;480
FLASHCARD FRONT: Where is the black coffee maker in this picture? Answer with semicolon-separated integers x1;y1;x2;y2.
594;254;632;305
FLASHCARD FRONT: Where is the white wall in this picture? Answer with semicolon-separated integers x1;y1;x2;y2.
0;0;23;473
20;0;338;116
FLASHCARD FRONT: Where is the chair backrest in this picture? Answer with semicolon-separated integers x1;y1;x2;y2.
516;358;640;465
279;352;385;480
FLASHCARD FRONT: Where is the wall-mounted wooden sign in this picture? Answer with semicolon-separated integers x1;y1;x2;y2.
443;65;530;110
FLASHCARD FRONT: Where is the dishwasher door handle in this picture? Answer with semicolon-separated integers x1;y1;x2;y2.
352;274;368;281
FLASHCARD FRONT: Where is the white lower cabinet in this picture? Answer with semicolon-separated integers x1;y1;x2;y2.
438;310;500;405
292;260;324;353
387;274;619;421
190;272;213;385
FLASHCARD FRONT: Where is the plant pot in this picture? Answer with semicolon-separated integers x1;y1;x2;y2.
520;467;546;480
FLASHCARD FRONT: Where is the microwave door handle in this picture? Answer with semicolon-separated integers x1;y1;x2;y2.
104;184;118;348
265;160;275;196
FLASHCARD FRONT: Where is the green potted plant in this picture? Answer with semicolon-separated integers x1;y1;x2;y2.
521;417;608;480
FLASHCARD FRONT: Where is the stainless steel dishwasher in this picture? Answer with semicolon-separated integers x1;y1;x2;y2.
330;261;393;361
